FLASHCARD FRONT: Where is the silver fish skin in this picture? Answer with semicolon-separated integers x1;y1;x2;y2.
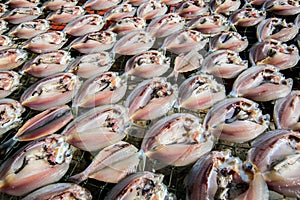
22;183;92;200
67;51;114;79
211;0;241;15
73;71;127;108
175;0;209;19
69;141;141;183
163;29;208;54
203;97;269;143
187;150;269;200
137;0;168;20
230;7;266;27
62;104;129;152
0;70;20;99
0;35;12;51
9;19;50;39
125;77;178;121
69;30;117;54
1;7;42;24
248;130;300;197
113;30;155;55
230;65;293;102
23;31;67;54
141;113;214;166
108;16;146;36
104;3;137;21
20;73;81;111
210;31;248;52
0;134;73;196
257;18;298;42
0;98;25;137
63;14;105;37
178;73;226;111
146;13;185;38
188;13;230;35
0;19;8;34
0;48;28;70
0;4;7;18
201;50;248;79
125;50;170;78
46;6;85;24
6;0;40;8
274;90;300;131
83;0;121;10
105;172;175;200
249;39;299;70
263;0;300;15
14;105;73;142
43;0;78;11
21;50;72;78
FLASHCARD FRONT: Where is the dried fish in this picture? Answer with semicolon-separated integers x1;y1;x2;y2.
0;48;28;70
0;4;7;18
125;77;177;121
0;35;12;51
62;104;129;152
178;73;226;111
175;0;209;19
6;0;40;8
209;31;248;52
0;71;20;98
230;64;293;101
137;0;168;20
83;0;121;10
20;73;81;111
0;134;73;196
203;97;269;143
9;19;50;39
1;7;42;24
43;0;78;11
142;113;214;166
46;6;85;25
108;16;146;36
230;7;266;27
211;0;241;15
0;20;8;34
104;3;137;21
263;0;300;15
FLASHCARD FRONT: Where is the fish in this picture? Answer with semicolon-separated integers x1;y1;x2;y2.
162;29;209;54
69;30;117;54
69;141;141;183
105;172;175;200
263;0;300;15
5;0;40;8
1;7;42;24
125;50;170;78
125;77;177;121
0;71;20;99
146;13;185;38
73;71;127;108
0;35;12;51
203;97;270;143
125;0;148;6
256;18;298;42
175;0;209;19
104;2;137;21
0;134;73;196
178;73;226;111
108;16;146;36
21;50;72;77
187;150;269;200
113;30;155;55
201;49;248;79
141;113;214;166
46;5;85;25
211;0;241;15
209;31;248;52
63;14;104;37
0;48;28;70
0;98;25;137
20;73;81;111
249;39;299;70
43;0;78;11
161;0;182;5
0;20;8;34
230;64;293;101
67;51;114;79
137;0;168;20
273;90;300;131
22;183;92;200
188;13;230;35
9;19;50;39
0;4;7;18
83;0;121;10
248;0;267;5
23;31;67;54
62;104;129;152
230;7;266;27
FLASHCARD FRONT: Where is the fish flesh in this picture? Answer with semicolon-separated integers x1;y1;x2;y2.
108;16;146;36
9;19;50;39
0;48;28;70
137;0;168;20
1;7;42;24
209;31;248;52
230;7;266;27
0;70;20;99
83;0;121;10
0;35;12;51
175;0;209;19
46;5;85;24
43;0;78;11
104;2;137;21
263;0;300;15
6;0;40;8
